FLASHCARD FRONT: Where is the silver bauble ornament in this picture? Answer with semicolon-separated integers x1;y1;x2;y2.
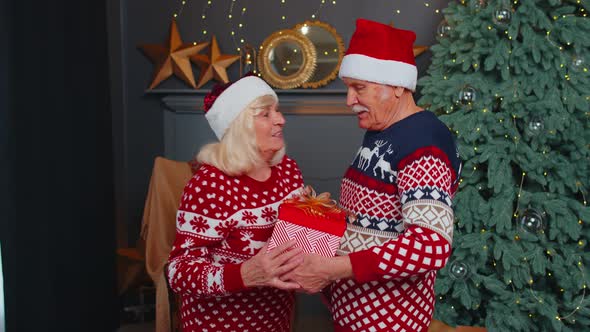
437;20;452;38
458;85;477;106
519;208;545;233
528;118;544;133
493;8;512;28
449;261;470;280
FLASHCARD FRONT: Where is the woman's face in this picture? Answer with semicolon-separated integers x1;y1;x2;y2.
254;102;285;160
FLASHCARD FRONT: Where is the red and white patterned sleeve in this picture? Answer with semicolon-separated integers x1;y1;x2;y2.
348;147;456;283
290;158;305;192
167;166;245;298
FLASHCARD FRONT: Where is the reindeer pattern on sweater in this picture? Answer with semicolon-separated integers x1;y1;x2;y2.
333;111;462;332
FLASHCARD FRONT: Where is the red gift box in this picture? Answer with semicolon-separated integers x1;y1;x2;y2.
267;200;347;257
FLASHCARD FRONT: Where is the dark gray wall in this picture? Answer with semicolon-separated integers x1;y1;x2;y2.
108;0;445;246
107;1;446;330
162;99;364;199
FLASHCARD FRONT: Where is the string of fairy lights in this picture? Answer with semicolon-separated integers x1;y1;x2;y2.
502;259;587;322
168;0;447;50
310;0;327;20
163;0;588;305
441;0;588;179
163;0;588;193
227;0;249;52
450;170;589;322
437;0;589;324
393;1;443;15
511;173;588;322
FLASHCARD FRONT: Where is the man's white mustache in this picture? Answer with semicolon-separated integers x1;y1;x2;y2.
351;105;369;114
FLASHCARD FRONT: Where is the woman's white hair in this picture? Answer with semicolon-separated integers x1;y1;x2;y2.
197;95;285;176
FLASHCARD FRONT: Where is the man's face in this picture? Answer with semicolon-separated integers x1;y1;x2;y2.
342;77;398;131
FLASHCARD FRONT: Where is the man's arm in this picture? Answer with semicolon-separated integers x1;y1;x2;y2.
347;147;455;283
288;146;456;290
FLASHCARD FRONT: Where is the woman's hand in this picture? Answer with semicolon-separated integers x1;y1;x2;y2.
241;239;303;290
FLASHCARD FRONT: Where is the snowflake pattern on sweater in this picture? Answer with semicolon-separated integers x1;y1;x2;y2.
333;111;461;332
167;156;304;332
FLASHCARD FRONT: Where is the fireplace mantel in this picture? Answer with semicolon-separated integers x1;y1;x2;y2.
150;89;352;115
156;90;364;201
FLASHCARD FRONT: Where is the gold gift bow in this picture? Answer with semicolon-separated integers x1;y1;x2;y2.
284;185;342;217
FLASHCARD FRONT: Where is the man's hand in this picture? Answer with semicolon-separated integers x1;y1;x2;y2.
283;254;353;293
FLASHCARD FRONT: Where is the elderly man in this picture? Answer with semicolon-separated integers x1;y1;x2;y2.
285;19;462;331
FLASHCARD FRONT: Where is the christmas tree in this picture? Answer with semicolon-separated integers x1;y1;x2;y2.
418;0;590;331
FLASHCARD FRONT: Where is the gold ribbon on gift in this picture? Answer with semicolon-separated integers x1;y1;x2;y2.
284;185;342;218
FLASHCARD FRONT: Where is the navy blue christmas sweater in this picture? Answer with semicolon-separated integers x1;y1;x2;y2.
331;110;462;332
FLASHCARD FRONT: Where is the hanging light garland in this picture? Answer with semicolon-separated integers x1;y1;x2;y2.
170;0;214;43
508;169;589;323
437;0;590;324
393;1;445;16
171;0;215;40
309;0;326;20
172;0;189;18
529;266;587;322
280;0;288;26
504;250;588;323
227;0;250;52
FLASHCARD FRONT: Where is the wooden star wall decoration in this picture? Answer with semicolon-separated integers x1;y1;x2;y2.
190;36;240;89
413;45;429;57
138;20;208;89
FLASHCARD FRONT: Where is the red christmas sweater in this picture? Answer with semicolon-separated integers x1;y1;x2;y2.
333;111;462;332
167;156;304;332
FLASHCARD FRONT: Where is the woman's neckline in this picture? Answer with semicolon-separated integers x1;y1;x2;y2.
244;165;276;184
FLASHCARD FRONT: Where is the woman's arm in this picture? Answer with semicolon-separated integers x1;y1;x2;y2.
167;170;302;297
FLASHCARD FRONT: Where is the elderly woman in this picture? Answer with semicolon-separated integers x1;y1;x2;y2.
167;75;305;332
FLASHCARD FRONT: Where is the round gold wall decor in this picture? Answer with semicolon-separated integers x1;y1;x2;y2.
257;29;317;89
293;21;345;89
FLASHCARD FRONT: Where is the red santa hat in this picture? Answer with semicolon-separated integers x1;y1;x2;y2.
204;75;277;140
339;19;418;91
